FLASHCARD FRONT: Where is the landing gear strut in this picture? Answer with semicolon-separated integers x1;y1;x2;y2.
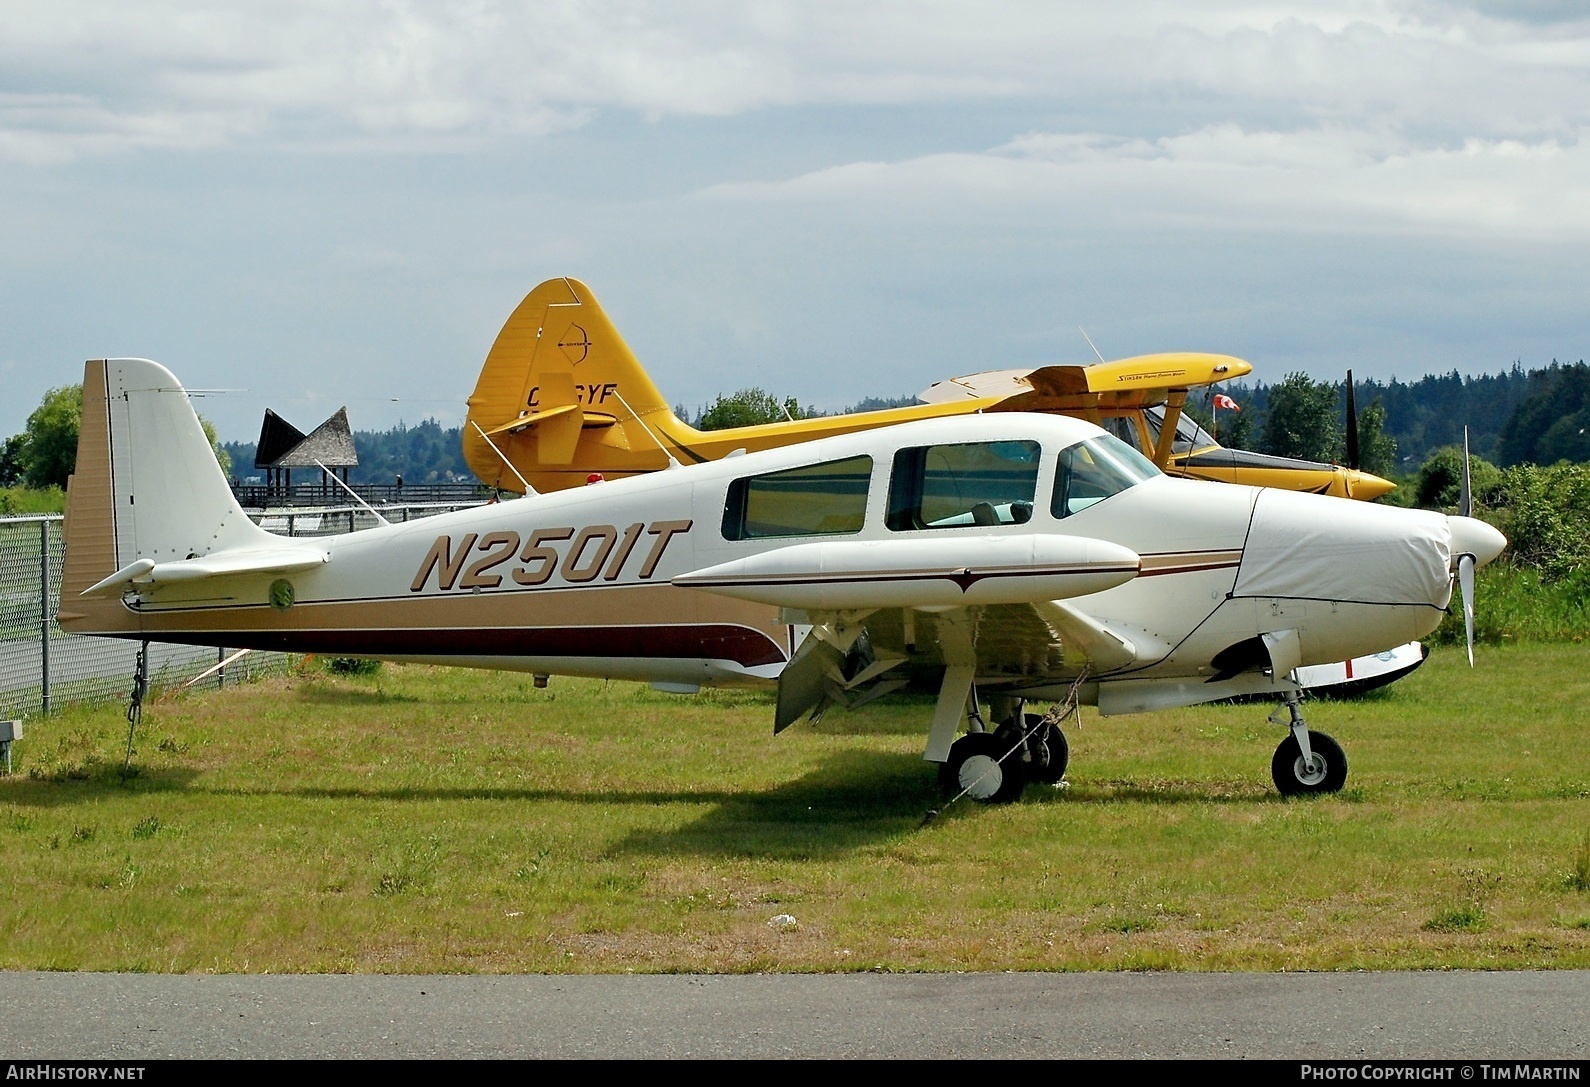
1269;693;1347;796
924;615;1082;807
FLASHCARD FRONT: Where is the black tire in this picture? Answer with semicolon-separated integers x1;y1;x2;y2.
1271;730;1348;796
1025;713;1069;785
937;733;1027;804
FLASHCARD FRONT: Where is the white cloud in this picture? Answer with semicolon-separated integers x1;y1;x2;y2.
2;2;1586;442
1;2;1586;160
699;124;1590;240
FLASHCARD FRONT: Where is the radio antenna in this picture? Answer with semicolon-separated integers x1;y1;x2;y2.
1078;326;1107;363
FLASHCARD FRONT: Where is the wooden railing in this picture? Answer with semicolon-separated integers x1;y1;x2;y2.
231;482;494;509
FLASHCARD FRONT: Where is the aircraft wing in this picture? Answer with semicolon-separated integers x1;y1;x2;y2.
919;353;1251;413
676;534;1172;731
673;534;1141;610
917;368;1036;404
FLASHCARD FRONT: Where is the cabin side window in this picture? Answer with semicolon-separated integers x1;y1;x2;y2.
722;455;874;540
1051;436;1160;519
886;440;1041;531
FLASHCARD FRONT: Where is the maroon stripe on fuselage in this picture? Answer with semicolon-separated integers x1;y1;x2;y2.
130;624;789;667
1136;561;1241;577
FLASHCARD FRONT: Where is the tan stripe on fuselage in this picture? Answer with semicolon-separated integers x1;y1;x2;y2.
56;361;121;627
1136;550;1243;577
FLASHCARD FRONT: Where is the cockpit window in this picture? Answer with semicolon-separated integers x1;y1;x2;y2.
1144;406;1217;454
1051;436;1159;519
887;440;1041;530
723;455;873;540
1099;415;1147;454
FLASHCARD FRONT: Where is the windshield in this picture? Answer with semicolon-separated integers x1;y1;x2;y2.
1099;415;1149;455
1144;406;1218;454
1051;435;1160;519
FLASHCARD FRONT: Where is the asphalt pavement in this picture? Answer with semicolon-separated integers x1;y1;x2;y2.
0;970;1584;1059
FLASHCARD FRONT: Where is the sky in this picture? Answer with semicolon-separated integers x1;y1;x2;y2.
2;1;1587;443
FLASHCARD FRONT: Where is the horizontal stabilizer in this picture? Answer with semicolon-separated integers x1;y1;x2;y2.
484;405;619;438
81;547;330;597
674;535;1139;610
485;403;580;437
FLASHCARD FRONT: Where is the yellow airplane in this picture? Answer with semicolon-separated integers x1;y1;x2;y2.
462;277;1395;500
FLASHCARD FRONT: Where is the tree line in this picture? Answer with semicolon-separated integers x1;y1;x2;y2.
4;361;1587;496
689;364;1584;483
1195;362;1584;472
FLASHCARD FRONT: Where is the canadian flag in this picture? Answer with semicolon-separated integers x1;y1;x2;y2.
1212;393;1240;411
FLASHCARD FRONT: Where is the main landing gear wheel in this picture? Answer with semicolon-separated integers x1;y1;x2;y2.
938;733;1026;804
1271;729;1348;796
1024;713;1069;786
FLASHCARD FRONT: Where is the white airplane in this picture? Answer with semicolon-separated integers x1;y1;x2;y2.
59;359;1506;803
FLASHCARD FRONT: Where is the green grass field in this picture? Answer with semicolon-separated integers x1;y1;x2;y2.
1;645;1586;974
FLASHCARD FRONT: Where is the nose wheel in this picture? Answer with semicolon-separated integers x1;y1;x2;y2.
1271;729;1347;794
1269;696;1348;795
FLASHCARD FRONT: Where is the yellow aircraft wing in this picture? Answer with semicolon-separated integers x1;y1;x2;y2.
924;353;1250;411
921;353;1252;467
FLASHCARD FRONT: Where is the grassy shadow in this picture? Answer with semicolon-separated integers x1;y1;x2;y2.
291;685;422;706
613;750;940;859
0;764;203;807
199;750;938;831
208;783;744;806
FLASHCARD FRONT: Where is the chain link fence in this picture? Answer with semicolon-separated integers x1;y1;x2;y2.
0;501;483;720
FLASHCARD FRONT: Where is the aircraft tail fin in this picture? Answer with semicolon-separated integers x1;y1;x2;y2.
463;278;695;491
58;358;288;630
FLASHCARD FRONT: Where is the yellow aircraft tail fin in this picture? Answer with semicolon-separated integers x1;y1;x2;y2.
464;277;690;490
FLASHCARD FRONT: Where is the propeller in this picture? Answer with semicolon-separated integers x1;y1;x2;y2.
1458;426;1475;666
1459;426;1473;518
1344;369;1360;471
1446;425;1507;668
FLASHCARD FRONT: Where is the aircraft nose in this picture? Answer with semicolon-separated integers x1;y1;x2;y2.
1235;490;1455;609
1447;516;1506;570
